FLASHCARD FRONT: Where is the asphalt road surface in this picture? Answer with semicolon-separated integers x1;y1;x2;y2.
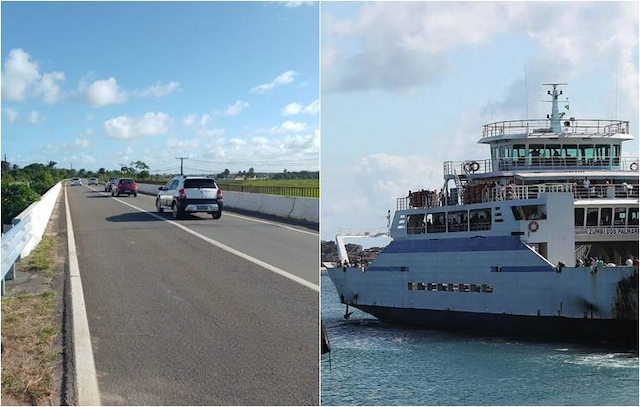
66;184;319;405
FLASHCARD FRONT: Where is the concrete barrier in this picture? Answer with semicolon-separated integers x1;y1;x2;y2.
136;183;318;224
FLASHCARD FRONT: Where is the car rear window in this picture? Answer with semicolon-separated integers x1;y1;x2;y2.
184;179;217;189
120;179;134;183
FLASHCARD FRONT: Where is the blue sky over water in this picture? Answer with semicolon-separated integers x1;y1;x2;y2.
322;1;639;239
2;1;319;174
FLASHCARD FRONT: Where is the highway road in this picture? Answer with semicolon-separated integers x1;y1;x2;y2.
65;184;319;405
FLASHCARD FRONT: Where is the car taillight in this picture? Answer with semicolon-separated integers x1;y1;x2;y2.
179;188;186;199
217;188;223;200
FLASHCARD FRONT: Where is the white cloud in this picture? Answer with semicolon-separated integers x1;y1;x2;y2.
269;120;308;134
284;1;315;8
104;112;171;139
182;113;197;126
1;49;41;101
196;127;225;139
199;114;212;127
74;138;91;148
251;70;299;94
4;107;18;124
281;99;319;116
1;48;65;103
35;71;65;104
85;77;127;107
222;100;249;116
166;138;200;149
136;81;181;98
26;111;42;125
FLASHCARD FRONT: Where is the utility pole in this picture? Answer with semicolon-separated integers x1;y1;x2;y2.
176;157;188;175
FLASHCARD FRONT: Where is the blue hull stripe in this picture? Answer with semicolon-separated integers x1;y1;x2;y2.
366;266;407;272
385;235;525;254
497;265;554;273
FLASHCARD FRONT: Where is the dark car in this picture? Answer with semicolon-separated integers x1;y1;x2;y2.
112;178;138;197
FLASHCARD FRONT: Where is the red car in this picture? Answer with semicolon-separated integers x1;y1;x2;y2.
111;178;138;197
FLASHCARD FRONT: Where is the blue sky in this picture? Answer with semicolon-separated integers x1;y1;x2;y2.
322;1;639;241
1;1;319;174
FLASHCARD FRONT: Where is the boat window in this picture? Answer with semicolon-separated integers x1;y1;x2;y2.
470;208;492;231
629;207;639;226
427;212;446;233
528;144;544;165
600;208;613;226
595;144;611;165
417;283;426;291
447;211;468;232
512;144;526;166
511;205;547;221
574;208;585;227
586;208;599;226
579;144;594;165
613;144;621;158
407;214;426;235
563;144;578;166
614;208;626;226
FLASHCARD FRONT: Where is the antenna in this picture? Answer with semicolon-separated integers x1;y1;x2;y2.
615;68;618;119
542;83;568;134
525;58;529;119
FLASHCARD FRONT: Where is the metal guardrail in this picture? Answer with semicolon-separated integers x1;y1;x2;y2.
444;156;639;177
217;183;319;198
482;119;629;138
397;182;640;210
1;182;62;295
1;213;34;294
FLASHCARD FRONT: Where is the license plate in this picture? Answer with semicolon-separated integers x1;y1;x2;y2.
197;205;209;210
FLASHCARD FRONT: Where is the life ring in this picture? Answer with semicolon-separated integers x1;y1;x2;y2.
631;162;638;171
529;221;539;233
470;161;480;172
463;163;471;173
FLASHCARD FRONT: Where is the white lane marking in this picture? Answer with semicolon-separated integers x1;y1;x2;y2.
224;211;319;237
88;187;319;292
65;185;101;405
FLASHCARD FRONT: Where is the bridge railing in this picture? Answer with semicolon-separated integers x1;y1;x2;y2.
1;182;62;295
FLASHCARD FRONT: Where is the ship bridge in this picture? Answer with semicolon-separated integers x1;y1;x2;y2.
442;84;638;199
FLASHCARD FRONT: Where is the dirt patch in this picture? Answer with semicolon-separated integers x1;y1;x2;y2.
2;195;67;405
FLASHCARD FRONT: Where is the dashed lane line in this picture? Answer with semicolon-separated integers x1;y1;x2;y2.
87;186;319;292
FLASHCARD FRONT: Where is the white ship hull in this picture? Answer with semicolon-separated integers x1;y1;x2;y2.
328;235;638;343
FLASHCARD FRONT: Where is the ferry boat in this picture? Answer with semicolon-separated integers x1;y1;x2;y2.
328;84;639;343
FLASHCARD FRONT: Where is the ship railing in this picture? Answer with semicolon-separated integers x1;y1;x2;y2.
443;156;639;177
396;182;640;210
482;119;629;138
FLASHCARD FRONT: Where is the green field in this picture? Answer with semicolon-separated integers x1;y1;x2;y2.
218;179;318;188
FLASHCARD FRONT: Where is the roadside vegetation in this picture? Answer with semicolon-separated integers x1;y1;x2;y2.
1;235;62;405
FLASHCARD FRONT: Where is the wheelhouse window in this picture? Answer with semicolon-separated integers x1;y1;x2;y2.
629;207;639;226
586;208;598;226
575;208;585;227
427;212;446;233
600;208;613;226
546;145;562;166
563;144;578;166
512;145;526;167
579;144;594;165
612;144;621;166
528;144;544;166
614;208;626;226
511;205;547;221
447;211;468;232
407;214;426;235
470;208;492;231
595;144;611;166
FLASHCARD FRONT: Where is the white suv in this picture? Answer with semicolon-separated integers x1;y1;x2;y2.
156;176;223;219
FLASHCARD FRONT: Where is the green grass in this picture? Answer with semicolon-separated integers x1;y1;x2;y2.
218;179;318;187
17;235;56;277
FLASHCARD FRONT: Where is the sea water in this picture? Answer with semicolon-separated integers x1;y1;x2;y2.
321;274;639;406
